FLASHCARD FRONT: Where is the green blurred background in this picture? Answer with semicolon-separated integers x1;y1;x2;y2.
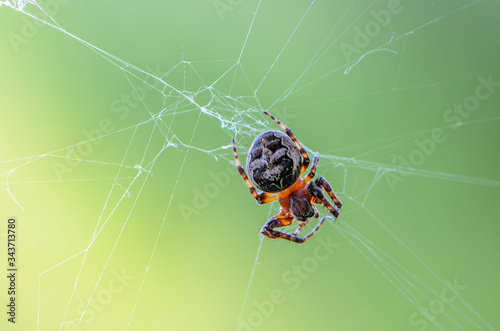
0;0;499;330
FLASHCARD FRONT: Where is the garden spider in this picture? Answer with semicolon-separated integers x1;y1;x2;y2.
232;111;342;244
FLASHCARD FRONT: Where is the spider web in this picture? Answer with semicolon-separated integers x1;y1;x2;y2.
0;0;499;330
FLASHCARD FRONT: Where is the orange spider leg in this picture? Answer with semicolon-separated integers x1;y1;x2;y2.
262;214;327;244
298;216;328;243
261;215;293;239
311;204;320;218
308;179;340;218
263;111;310;175
316;194;339;218
232;139;278;205
303;153;319;183
315;177;342;209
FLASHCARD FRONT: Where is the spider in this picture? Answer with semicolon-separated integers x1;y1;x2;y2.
231;111;342;244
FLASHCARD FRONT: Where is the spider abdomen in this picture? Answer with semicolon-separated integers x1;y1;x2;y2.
246;130;302;193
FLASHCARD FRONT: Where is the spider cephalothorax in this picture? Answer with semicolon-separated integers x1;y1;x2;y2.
232;111;342;244
246;131;302;193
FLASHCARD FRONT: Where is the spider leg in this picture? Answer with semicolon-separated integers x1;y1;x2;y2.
308;181;340;218
315;177;342;209
292;206;317;236
232;139;278;205
263;111;310;175
261;214;325;244
293;219;308;235
312;204;320;218
292;226;302;236
303;153;319;183
261;216;293;239
299;217;328;243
